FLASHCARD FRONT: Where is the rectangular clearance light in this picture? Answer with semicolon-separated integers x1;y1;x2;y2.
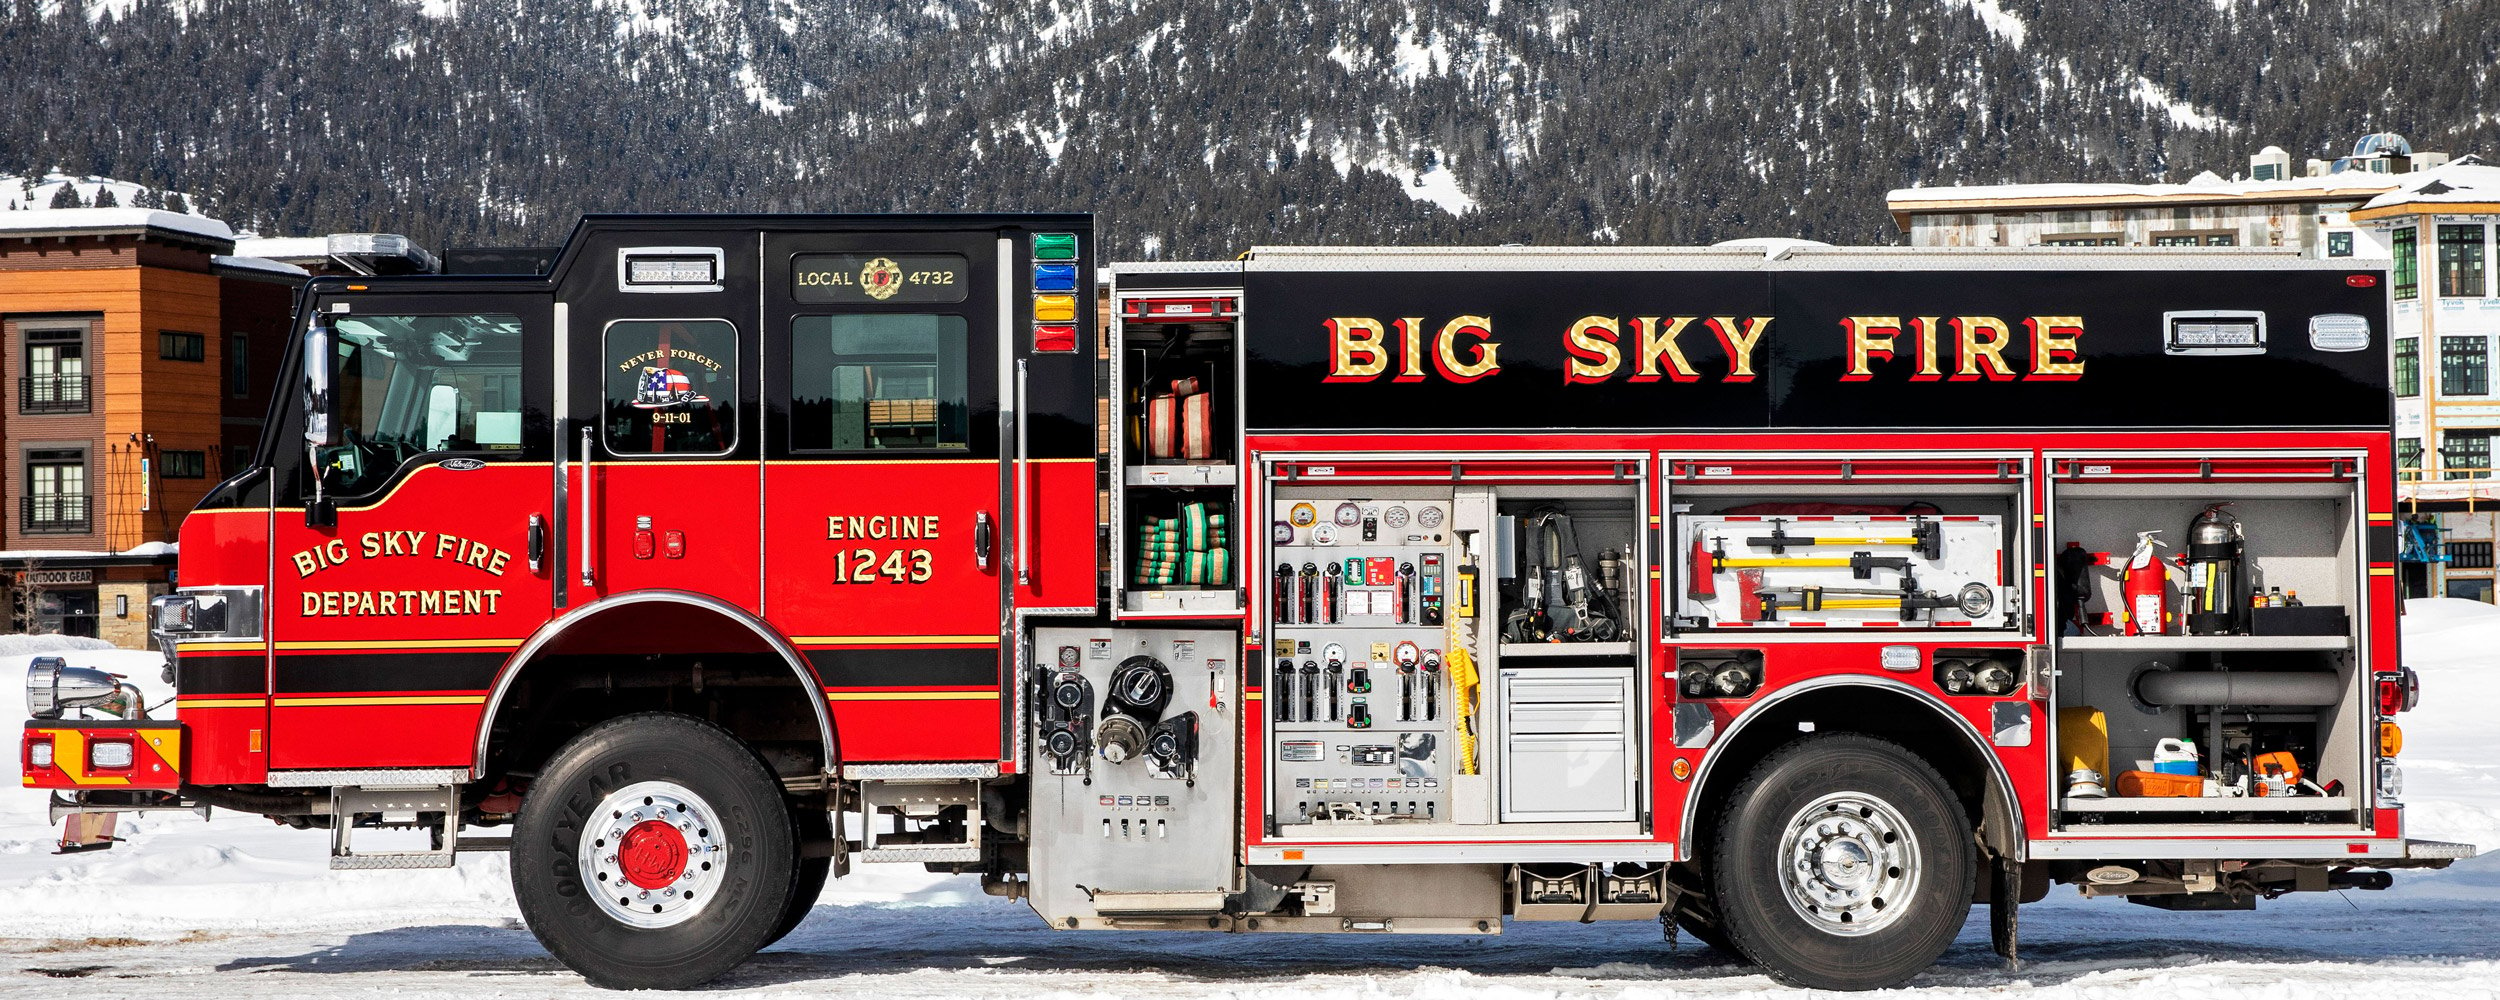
1033;294;1077;322
1033;263;1078;292
2309;313;2372;352
1032;233;1079;260
617;246;725;294
2162;310;2267;357
1034;325;1078;353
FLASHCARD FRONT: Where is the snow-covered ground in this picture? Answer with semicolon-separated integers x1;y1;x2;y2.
0;605;2495;997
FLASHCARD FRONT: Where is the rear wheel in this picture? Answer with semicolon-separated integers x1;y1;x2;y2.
1711;734;1973;991
513;712;797;989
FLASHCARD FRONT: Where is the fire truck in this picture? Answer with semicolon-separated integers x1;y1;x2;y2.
20;214;2469;991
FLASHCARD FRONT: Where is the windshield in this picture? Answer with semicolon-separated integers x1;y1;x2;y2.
320;313;525;496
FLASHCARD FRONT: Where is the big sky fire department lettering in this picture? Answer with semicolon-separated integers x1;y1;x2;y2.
1323;313;2087;383
288;531;518;617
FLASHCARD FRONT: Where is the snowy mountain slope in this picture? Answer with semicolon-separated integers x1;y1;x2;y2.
2;0;2492;256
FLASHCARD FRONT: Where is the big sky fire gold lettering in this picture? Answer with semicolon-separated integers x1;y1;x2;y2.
288;531;516;618
1323;314;2086;384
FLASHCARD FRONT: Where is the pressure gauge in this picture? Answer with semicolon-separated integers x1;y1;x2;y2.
1333;502;1362;527
1312;524;1338;545
1417;506;1445;529
1272;521;1295;544
1384;506;1411;529
1289;503;1318;528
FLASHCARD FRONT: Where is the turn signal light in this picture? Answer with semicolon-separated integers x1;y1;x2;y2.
26;737;53;769
2379;722;2404;758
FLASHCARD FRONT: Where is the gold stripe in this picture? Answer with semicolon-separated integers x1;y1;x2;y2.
275;695;487;707
775;457;1094;466
274;638;522;651
2367;513;2395;523
792;635;996;645
182;641;265;653
825;690;999;702
2032;513;2046;523
2033;567;2048;576
2369;567;2396;576
176;698;265;709
1243;691;1263;701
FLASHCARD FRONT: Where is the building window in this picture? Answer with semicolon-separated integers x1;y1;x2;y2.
159;330;206;362
2042;233;2122;247
2327;231;2355;258
2394;227;2418;300
2439;224;2487;298
2397;338;2421;397
2152;231;2237;247
228;332;250;398
2441;336;2488;395
21;328;89;414
2452;541;2497;570
2253;163;2282;181
22;448;89;533
2443;430;2493;480
160;450;207;479
2399;437;2423;479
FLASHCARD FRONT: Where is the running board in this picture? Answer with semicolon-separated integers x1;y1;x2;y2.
856;845;982;864
330;784;458;869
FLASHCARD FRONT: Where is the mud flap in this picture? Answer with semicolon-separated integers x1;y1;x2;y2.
1989;855;2020;971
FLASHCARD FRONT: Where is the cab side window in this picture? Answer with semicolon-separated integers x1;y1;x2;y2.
790;314;969;451
325;313;525;496
602;319;741;455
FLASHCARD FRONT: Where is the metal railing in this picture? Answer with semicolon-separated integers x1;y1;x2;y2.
17;374;90;414
20;493;90;534
2404;466;2498;483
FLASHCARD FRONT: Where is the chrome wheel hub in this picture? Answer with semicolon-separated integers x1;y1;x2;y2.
1778;791;1919;936
579;780;729;929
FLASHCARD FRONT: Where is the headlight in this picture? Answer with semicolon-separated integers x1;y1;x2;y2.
27;739;54;769
88;739;135;770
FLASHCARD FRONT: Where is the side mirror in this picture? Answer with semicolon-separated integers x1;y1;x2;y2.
302;314;340;527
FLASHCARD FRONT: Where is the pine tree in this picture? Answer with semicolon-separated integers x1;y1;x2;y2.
164;192;188;214
47;184;83;209
92;187;118;207
131;187;161;209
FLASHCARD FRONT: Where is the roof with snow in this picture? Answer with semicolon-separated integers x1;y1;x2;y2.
1884;173;2404;230
0;207;236;248
2350;162;2500;221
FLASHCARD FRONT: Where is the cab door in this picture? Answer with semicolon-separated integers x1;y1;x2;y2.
760;232;1007;762
266;293;555;770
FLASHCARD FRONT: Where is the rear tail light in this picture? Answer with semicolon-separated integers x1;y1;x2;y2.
88;739;134;770
26;737;53;769
2376;668;2420;715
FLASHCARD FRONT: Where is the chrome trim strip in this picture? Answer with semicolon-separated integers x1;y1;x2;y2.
841;762;1000;780
268;767;467;788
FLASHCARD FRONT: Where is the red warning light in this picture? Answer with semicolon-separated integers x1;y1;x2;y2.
2347;274;2379;288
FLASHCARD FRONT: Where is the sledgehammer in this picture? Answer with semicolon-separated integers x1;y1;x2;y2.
1690;535;1913;600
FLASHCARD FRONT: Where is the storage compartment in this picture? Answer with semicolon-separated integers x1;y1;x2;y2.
1110;279;1244;617
1494;491;1640;649
2046;467;2370;828
1667;483;2022;632
1498;664;1637;822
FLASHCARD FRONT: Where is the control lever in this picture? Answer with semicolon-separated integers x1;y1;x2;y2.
1299;661;1320;723
1298;563;1319;624
1396;561;1415;623
1273;564;1296;624
1322;562;1343;624
1398;662;1417;721
1324;663;1344;721
1423;649;1442;720
1273;658;1296;723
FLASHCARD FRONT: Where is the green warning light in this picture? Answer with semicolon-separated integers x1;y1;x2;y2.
1032;233;1079;260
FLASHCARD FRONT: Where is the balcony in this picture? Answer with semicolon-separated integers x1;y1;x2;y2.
18;375;91;414
20;493;90;535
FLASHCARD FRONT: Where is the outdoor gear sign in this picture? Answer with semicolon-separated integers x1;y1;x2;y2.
1241;267;2389;431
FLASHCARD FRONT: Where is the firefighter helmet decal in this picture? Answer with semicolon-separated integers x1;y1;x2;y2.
632;365;712;409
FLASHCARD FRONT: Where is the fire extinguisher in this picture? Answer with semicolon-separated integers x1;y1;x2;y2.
2120;530;2175;636
2183;503;2248;636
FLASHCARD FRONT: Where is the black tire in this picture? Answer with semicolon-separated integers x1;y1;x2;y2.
513;712;798;990
766;808;833;947
1711;734;1974;991
1665;862;1747;958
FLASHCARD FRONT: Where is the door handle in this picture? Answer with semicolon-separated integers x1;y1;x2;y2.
528;513;546;574
975;510;995;572
577;424;597;588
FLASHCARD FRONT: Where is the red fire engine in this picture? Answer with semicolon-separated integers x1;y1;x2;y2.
20;215;2466;990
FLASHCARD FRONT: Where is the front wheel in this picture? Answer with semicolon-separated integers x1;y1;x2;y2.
513;712;798;989
1710;734;1975;991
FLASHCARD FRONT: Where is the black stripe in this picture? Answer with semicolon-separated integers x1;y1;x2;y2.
807;648;997;689
178;654;263;696
273;653;504;694
2369;523;2398;564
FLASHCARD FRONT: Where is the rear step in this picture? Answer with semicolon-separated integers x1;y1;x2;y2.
329;784;458;869
851;777;982;864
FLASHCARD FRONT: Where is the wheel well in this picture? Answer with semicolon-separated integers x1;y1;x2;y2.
477;596;833;790
1683;684;2018;861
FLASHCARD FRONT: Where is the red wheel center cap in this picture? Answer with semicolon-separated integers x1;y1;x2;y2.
617;818;689;890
